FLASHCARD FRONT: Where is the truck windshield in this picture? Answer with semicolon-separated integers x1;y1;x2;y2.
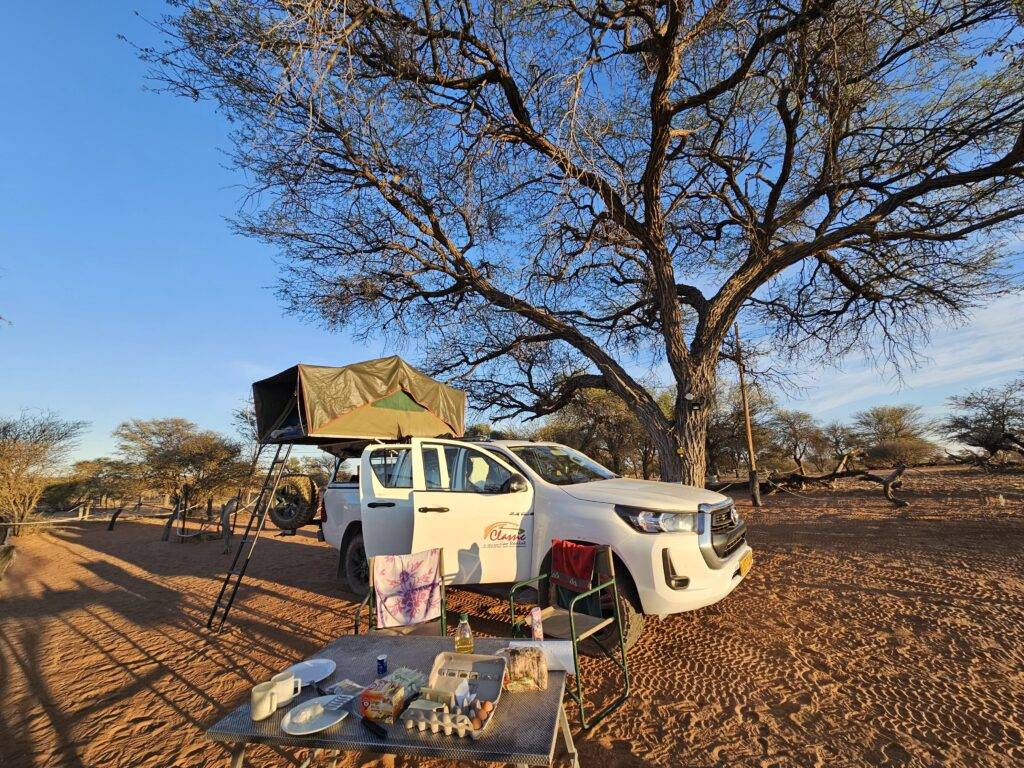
509;445;617;485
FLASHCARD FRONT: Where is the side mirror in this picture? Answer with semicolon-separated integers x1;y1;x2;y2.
508;473;529;493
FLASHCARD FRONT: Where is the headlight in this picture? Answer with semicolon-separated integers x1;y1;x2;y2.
615;505;697;534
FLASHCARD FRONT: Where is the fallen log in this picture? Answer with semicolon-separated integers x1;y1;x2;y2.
770;450;910;507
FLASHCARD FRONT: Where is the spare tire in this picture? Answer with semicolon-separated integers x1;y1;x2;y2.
267;479;318;530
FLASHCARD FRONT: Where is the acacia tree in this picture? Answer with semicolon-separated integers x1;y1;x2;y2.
151;0;1024;484
0;411;87;534
113;418;246;506
769;409;824;473
943;377;1024;459
852;405;936;465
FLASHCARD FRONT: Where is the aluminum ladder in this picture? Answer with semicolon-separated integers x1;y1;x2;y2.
206;443;291;629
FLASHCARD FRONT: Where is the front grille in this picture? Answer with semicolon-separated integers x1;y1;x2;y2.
718;533;745;558
709;503;745;558
711;506;735;532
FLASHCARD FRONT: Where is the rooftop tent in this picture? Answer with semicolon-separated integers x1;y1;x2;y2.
252;356;466;450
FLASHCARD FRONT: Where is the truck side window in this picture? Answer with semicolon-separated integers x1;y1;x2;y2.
329;458;359;484
368;448;412;489
420;444;512;494
457;448;512;494
422;446;444;489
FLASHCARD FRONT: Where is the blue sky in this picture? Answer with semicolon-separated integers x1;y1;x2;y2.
1;3;1021;462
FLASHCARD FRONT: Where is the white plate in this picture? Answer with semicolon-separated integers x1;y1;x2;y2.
281;696;348;736
285;658;336;686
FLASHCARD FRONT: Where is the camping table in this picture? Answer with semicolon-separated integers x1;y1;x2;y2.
205;635;578;768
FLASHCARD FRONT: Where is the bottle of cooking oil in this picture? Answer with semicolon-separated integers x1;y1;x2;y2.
454;613;474;654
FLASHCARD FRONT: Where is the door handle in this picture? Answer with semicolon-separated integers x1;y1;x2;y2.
417;506;449;513
367;501;395;508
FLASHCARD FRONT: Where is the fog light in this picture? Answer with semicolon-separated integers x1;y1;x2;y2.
662;549;690;590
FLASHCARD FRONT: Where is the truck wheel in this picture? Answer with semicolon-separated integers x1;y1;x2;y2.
343;532;370;597
613;590;645;652
582;589;644;655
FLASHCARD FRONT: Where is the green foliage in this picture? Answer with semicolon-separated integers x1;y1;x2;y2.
40;457;141;510
769;409;828;473
112;418;247;502
852;406;938;465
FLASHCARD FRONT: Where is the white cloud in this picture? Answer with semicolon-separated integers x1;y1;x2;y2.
786;295;1024;417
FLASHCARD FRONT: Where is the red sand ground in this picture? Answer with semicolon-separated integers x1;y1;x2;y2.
2;466;1023;767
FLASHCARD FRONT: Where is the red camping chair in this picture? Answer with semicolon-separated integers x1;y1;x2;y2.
508;539;630;728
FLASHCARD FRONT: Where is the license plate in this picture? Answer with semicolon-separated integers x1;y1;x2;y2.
739;551;753;577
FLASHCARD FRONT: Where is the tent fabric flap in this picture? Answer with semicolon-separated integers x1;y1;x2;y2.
253;356;466;445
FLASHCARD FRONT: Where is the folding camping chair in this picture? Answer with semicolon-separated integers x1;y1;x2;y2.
508;540;630;729
354;547;448;636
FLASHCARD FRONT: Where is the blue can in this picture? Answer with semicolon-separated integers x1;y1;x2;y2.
376;654;387;676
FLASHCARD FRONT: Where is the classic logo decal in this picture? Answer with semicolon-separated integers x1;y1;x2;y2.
483;522;526;546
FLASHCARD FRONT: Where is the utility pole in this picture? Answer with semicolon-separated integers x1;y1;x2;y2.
734;324;762;507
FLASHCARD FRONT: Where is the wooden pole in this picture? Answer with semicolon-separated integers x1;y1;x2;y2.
734;324;763;507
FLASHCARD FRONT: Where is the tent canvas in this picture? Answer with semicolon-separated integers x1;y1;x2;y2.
252;356;466;449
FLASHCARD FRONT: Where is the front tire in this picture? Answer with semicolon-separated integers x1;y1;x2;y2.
343;532;370;596
612;589;644;652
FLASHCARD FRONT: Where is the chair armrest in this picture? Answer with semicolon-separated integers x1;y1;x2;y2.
510;572;548;595
353;592;372;635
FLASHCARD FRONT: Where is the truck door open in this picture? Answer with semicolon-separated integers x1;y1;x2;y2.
408;438;534;584
359;444;415;557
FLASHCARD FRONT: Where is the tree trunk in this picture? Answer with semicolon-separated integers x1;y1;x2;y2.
672;365;715;486
677;406;709;486
654;429;683;482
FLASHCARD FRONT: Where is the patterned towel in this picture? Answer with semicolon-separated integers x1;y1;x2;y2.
374;548;443;629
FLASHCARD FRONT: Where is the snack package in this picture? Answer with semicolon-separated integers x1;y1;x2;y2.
357;667;426;722
502;647;548;692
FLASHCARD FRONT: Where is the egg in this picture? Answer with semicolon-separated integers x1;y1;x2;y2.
481;700;494;714
471;717;482;730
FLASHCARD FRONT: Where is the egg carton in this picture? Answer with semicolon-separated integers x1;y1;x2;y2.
400;652;507;740
400;696;496;739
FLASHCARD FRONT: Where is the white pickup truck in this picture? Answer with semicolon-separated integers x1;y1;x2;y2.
322;437;752;644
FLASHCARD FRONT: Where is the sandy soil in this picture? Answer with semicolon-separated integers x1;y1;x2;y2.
2;466;1023;768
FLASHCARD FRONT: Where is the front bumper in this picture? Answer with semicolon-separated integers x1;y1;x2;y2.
622;502;752;616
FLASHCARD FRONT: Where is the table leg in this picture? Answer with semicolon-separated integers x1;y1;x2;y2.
228;745;245;768
558;703;580;768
